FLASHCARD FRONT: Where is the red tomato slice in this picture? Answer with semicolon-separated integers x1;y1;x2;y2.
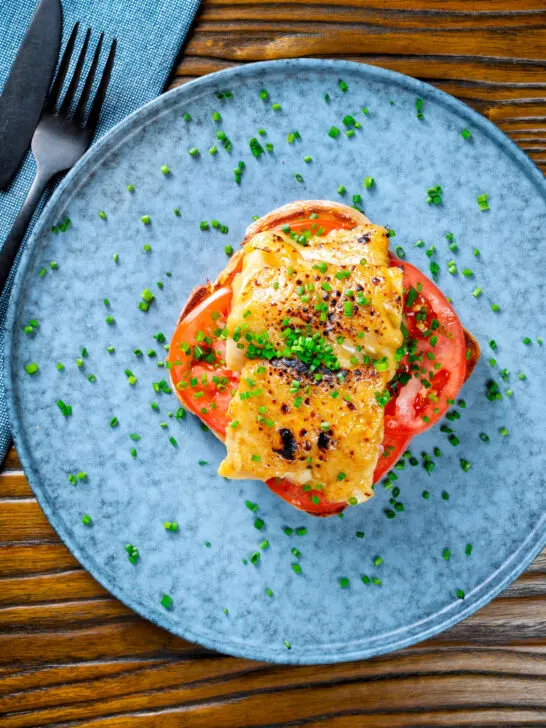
386;259;467;436
168;287;238;437
271;212;355;236
266;477;346;516
372;426;412;483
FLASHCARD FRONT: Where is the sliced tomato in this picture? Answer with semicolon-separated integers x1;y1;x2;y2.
266;477;346;516
271;212;355;237
168;287;238;437
372;427;412;483
386;259;467;436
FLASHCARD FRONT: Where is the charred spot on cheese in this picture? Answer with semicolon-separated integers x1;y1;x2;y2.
274;428;298;460
317;431;332;450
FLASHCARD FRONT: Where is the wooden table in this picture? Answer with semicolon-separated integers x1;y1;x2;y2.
1;2;546;725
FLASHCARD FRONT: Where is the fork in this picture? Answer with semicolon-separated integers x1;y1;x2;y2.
0;23;116;293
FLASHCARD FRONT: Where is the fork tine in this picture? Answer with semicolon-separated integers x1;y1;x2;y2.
73;33;104;126
85;38;117;132
59;27;91;116
45;22;79;113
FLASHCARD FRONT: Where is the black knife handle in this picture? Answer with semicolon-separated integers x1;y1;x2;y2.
0;169;51;295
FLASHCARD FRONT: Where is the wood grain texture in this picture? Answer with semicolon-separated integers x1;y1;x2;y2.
1;2;545;724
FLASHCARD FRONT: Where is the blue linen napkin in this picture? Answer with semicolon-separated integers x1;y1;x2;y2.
0;0;200;463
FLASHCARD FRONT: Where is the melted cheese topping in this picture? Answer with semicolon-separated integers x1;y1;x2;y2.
218;359;384;503
218;222;404;504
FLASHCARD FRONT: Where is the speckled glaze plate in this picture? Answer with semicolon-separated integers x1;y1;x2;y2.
5;59;546;664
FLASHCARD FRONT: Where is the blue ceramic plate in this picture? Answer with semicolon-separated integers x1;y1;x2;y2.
6;60;546;664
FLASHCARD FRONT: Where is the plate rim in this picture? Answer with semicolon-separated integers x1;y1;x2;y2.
5;57;546;665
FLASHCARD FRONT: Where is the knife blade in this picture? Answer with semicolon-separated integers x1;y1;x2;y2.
0;0;62;190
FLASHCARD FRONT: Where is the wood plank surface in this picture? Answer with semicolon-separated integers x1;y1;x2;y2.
1;1;545;725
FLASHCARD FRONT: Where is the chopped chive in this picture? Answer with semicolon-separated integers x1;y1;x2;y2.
160;164;170;175
456;589;465;599
477;193;489;211
24;362;39;375
141;215;151;225
161;594;173;609
188;147;199;157
82;514;92;526
459;456;471;475
56;399;72;417
339;577;350;588
99;211;107;220
461;129;472;140
364;176;374;188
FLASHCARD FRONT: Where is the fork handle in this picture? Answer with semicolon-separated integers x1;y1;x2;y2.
0;168;51;295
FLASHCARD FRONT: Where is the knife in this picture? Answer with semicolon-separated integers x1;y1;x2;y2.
0;0;63;190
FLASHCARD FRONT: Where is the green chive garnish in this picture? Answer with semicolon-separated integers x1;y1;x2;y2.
161;594;173;609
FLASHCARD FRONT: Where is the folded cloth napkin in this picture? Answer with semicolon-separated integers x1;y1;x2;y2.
0;0;201;463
